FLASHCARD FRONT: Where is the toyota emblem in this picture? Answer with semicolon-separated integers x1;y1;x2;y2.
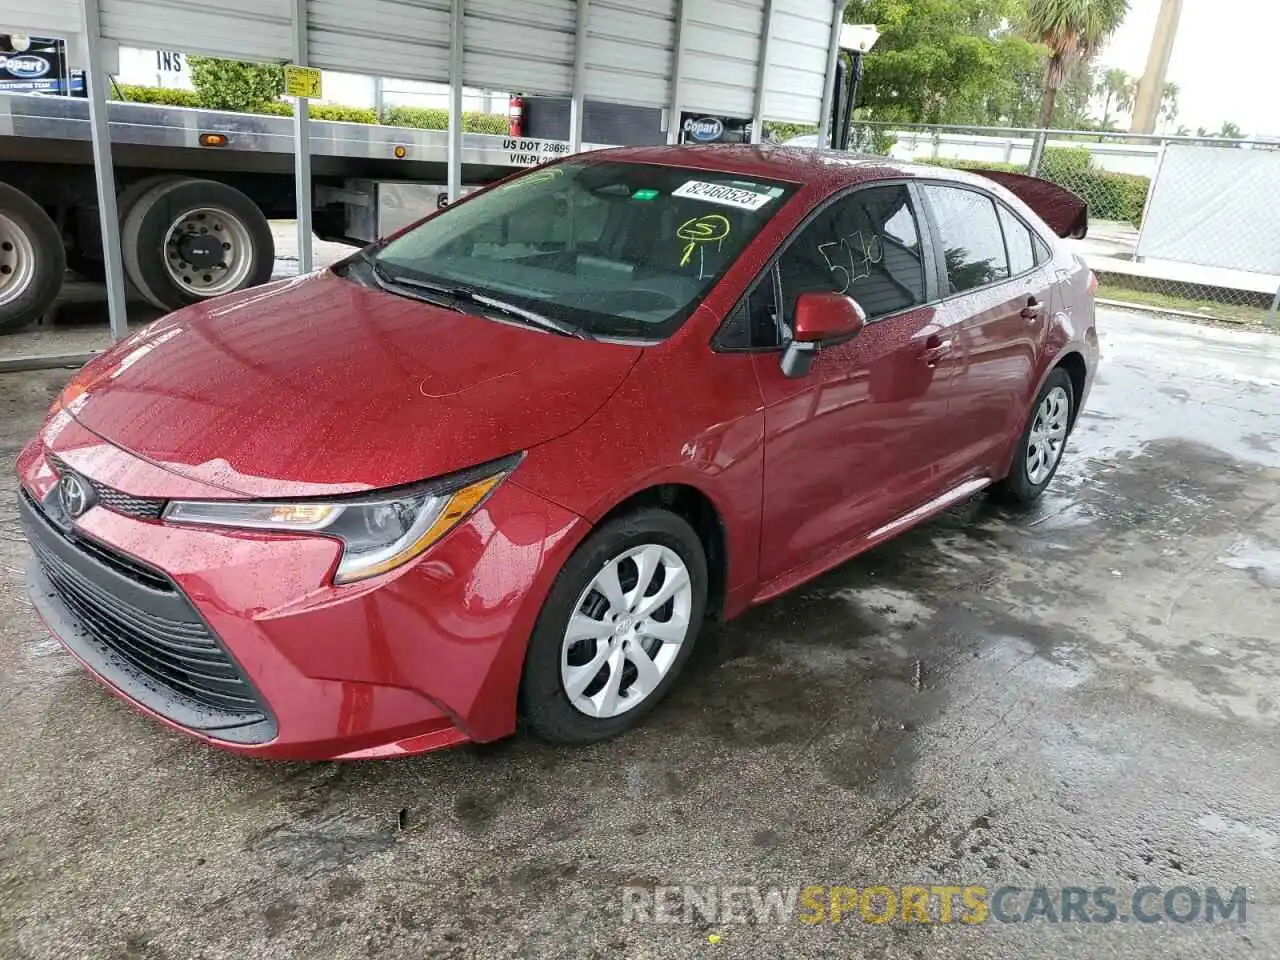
57;472;92;519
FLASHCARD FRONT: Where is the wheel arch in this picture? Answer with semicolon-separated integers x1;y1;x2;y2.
1054;350;1088;431
594;483;730;622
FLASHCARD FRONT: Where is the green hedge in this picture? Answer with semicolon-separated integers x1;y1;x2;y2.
114;84;202;107
257;102;380;123
112;85;508;135
1037;147;1091;178
382;105;509;134
923;151;1150;225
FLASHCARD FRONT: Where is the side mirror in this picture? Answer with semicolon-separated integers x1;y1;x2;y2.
780;292;867;378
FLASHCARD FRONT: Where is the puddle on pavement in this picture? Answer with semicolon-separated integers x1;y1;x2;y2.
1217;536;1280;587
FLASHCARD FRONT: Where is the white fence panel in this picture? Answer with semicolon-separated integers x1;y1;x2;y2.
1137;144;1280;276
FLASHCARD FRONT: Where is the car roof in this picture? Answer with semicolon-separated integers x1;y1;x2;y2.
581;143;986;191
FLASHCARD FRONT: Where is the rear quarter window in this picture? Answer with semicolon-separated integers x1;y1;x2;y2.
998;205;1037;276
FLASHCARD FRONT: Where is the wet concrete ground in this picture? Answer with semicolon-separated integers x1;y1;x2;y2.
0;310;1277;959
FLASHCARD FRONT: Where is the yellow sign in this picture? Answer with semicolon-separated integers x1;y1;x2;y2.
283;65;322;99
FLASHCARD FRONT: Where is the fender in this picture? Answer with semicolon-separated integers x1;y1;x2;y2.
994;337;1097;481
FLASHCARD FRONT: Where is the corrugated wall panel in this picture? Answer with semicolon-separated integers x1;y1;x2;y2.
464;0;575;94
679;0;763;118
99;0;293;62
3;0;81;35
762;0;828;124
308;0;451;84
584;0;676;109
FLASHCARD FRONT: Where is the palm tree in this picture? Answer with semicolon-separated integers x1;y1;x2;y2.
1026;0;1130;127
1219;120;1243;139
1097;68;1135;127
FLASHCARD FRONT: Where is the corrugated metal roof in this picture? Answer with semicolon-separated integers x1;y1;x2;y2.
99;0;293;62
583;0;677;109
679;0;764;118
9;0;837;123
763;0;829;124
4;0;82;35
464;0;575;94
308;0;451;84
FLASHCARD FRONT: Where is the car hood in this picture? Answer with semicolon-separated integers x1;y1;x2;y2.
61;271;642;497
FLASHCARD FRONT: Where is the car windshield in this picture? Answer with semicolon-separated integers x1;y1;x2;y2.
372;160;797;340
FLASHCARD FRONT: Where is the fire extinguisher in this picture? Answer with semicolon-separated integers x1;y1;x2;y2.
508;95;526;138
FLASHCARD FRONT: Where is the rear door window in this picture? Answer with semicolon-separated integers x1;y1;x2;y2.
921;185;1011;294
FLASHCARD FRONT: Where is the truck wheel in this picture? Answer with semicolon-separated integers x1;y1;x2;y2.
0;182;65;334
122;178;274;312
69;176;185;283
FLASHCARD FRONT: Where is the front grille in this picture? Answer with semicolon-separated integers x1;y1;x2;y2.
21;490;273;741
46;454;166;521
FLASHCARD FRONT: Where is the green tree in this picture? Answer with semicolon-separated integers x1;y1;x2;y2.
1218;120;1242;139
188;56;285;113
1159;81;1179;125
1097;67;1135;127
844;0;1044;125
1054;60;1101;128
1025;0;1129;127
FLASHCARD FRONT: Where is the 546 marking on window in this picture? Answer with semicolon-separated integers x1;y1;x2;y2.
818;231;883;293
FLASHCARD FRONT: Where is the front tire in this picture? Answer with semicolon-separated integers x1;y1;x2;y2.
121;178;273;311
992;368;1075;504
0;181;65;334
520;508;708;744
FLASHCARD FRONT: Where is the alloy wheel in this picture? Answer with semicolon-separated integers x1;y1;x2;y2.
1026;385;1070;485
0;213;36;309
560;544;693;719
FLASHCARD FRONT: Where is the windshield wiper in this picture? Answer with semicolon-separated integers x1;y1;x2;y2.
364;256;465;313
463;290;595;341
367;256;594;341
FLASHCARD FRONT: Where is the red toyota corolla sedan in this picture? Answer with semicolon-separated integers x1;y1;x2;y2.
19;146;1097;759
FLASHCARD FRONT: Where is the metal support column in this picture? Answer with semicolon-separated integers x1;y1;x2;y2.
665;0;687;145
749;0;775;144
292;0;313;274
1027;129;1048;177
448;0;465;201
569;0;590;153
80;0;128;341
817;0;850;150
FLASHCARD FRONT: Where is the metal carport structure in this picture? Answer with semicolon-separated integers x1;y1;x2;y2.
4;0;849;341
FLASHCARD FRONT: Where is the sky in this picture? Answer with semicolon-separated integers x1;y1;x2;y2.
1097;0;1278;137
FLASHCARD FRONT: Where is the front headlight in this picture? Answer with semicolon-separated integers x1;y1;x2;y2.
163;456;519;584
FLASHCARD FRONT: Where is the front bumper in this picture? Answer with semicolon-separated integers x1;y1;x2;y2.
18;424;588;760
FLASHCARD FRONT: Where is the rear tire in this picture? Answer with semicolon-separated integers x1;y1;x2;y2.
991;368;1075;505
122;178;273;311
520;508;708;744
68;176;186;286
0;181;65;334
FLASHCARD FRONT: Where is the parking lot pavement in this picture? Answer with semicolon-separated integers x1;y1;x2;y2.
0;309;1277;959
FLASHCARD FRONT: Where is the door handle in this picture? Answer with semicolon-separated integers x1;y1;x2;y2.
1020;297;1044;320
921;333;953;367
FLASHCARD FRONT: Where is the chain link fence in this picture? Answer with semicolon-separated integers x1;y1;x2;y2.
842;122;1280;329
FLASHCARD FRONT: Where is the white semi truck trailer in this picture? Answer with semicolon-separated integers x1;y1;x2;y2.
0;92;568;331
